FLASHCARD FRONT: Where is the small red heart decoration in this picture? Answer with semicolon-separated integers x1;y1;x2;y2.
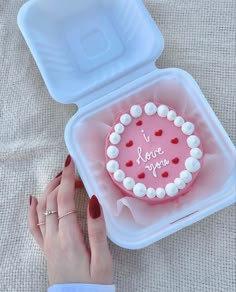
172;157;179;164
138;173;145;179
162;172;169;178
126;160;133;167
171;138;179;144
126;140;133;147
155;129;163;136
136;120;143;126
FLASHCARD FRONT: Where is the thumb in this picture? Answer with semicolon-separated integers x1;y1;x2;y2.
87;195;113;283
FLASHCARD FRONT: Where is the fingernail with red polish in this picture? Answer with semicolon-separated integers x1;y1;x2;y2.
29;195;33;206
65;155;71;167
55;171;62;178
75;178;84;189
89;195;101;219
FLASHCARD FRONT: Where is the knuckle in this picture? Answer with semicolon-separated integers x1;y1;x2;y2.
58;190;71;208
46;191;57;207
36;197;46;213
57;193;67;206
60;174;71;189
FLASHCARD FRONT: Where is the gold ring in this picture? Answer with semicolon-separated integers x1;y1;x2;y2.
44;210;58;216
37;222;45;226
58;210;77;220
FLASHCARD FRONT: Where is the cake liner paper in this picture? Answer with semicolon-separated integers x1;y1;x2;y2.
75;78;233;226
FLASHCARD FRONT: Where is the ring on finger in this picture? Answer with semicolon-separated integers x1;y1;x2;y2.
37;210;76;225
44;210;58;216
58;210;77;220
37;222;45;226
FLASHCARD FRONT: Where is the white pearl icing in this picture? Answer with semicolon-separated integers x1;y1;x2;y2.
190;148;203;159
120;114;132;126
123;177;135;190
144;102;157;116
165;183;178;197
114;123;125;134
156;188;166;199
157;105;169;117
107;146;119;159
180;170;192;183
185;157;201;173
106;160;119;173
167;110;177;121
174;178;186;190
187;135;200;148
109;132;121;145
114;169;125;182
130;105;142;118
146;188;156;199
133;183;147;197
107;103;202;200
174;116;185;127
182;122;195;135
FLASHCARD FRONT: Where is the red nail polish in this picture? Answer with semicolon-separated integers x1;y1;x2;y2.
29;195;33;206
89;195;101;219
65;155;71;167
75;179;84;189
55;171;62;178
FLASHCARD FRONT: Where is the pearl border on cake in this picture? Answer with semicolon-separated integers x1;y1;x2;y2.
106;102;202;199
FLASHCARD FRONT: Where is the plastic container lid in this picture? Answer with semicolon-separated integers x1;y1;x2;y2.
17;0;164;106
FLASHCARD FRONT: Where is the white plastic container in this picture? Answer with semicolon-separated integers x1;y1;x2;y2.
18;0;236;249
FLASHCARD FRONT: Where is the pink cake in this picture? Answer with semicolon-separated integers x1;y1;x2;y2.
105;102;203;203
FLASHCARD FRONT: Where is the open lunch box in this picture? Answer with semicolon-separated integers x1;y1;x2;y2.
18;0;236;249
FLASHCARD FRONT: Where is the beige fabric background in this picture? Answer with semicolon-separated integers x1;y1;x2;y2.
0;0;235;291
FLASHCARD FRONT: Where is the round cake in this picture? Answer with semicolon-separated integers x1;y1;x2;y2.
105;102;203;203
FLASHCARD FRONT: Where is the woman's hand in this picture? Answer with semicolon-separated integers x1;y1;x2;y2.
28;155;113;286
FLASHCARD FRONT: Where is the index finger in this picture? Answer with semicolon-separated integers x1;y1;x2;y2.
57;155;87;254
57;156;82;236
58;155;76;216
